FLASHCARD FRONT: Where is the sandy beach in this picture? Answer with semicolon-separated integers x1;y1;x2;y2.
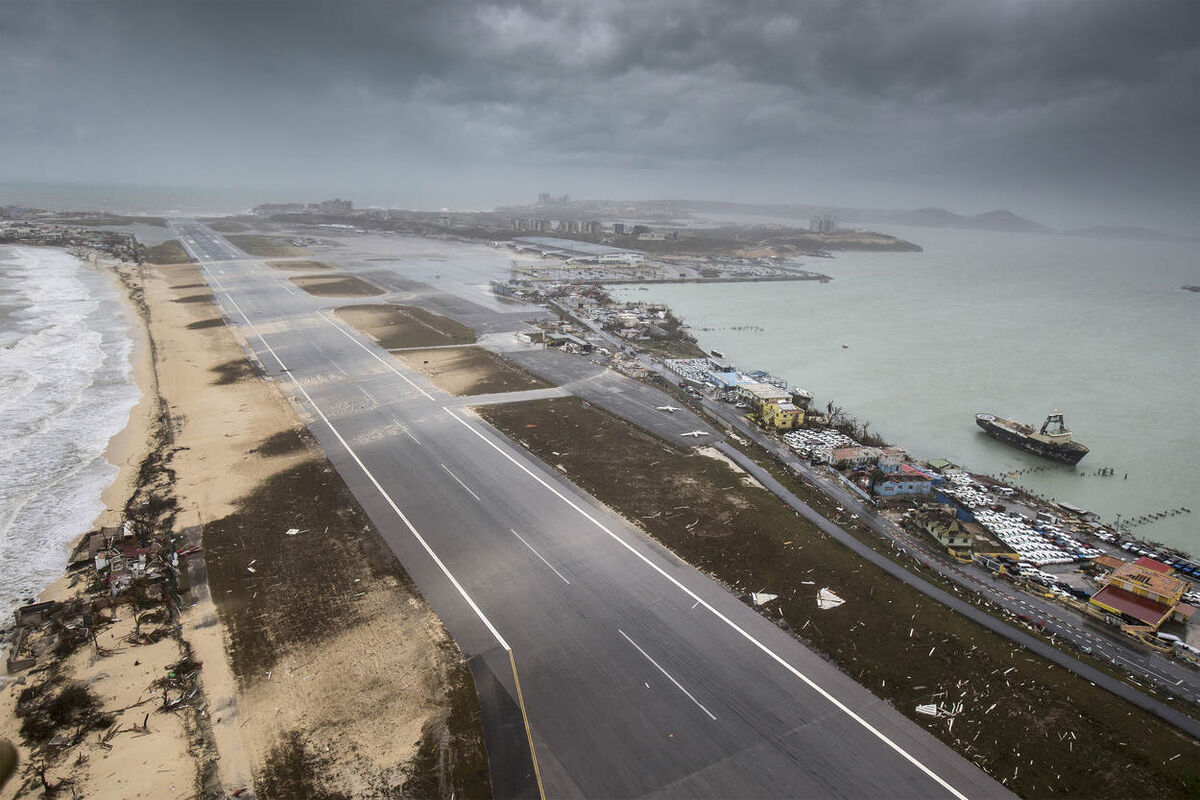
0;255;486;798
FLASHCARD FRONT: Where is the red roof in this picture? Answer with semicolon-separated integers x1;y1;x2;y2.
1090;585;1172;626
1175;603;1197;619
1134;556;1172;574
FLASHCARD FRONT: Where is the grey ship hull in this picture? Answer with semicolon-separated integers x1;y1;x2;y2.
975;415;1088;465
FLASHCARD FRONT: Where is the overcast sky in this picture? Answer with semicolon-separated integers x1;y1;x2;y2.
2;0;1197;230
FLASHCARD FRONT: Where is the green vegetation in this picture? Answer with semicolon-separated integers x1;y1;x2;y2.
478;397;1200;798
142;239;193;264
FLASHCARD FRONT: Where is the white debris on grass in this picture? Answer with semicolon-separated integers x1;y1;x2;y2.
817;587;845;610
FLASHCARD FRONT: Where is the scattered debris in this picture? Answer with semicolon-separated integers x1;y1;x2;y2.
817;587;845;610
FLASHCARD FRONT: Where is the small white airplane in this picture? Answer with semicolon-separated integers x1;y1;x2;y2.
680;430;710;438
656;405;683;413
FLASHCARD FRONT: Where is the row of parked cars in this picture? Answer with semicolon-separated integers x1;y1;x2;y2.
1092;529;1200;579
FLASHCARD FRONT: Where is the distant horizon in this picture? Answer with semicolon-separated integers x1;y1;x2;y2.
2;179;1197;239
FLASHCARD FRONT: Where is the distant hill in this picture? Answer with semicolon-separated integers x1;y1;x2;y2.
878;207;1049;232
507;198;1056;235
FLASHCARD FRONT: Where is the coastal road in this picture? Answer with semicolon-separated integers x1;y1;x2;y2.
171;221;1012;798
636;355;1200;724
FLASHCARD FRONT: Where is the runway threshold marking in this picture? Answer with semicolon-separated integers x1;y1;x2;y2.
441;464;482;502
511;529;570;585
443;407;970;800
315;309;436;400
618;629;717;721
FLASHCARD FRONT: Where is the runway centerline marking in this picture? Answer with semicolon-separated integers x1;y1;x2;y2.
391;417;421;444
443;407;969;800
441;464;482;502
511;529;570;585
618;629;716;721
315;309;436;400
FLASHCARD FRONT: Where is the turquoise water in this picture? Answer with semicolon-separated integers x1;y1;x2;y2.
617;226;1200;555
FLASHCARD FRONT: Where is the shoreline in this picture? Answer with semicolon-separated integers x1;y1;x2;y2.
2;250;487;797
28;257;156;608
0;249;155;614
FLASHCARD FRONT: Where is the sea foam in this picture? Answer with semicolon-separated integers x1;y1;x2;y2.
0;246;141;621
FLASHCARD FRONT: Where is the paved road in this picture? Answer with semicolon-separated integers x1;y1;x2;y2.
629;354;1200;730
172;221;1010;799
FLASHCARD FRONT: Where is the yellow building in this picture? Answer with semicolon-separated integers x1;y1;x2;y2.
761;400;804;430
1089;559;1188;629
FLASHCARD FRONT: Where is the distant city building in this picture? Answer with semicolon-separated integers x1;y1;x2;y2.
613;223;626;235
512;236;644;264
312;198;353;215
810;214;838;233
252;203;306;216
584;221;602;234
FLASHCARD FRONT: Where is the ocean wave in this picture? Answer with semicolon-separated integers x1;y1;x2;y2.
0;247;141;618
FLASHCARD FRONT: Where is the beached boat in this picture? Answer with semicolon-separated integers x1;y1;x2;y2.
975;410;1089;465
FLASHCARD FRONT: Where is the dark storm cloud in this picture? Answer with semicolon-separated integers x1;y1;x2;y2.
1;0;1197;227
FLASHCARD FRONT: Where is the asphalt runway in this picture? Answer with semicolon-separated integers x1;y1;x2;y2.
173;221;1010;799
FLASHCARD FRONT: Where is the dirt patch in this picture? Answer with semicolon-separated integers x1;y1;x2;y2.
187;317;226;330
207;220;250;233
291;274;384;298
142;239;193;264
226;235;304;258
266;260;333;271
336;304;476;348
253;429;308;458
477;397;1200;798
397;347;553;396
200;426;490;797
210;358;259;385
173;292;213;304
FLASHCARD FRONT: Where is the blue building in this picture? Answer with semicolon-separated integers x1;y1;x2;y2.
873;475;933;497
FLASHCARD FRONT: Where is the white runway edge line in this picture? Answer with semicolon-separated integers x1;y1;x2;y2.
444;408;970;800
198;264;511;653
618;629;717;721
510;530;571;585
315;309;436;401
